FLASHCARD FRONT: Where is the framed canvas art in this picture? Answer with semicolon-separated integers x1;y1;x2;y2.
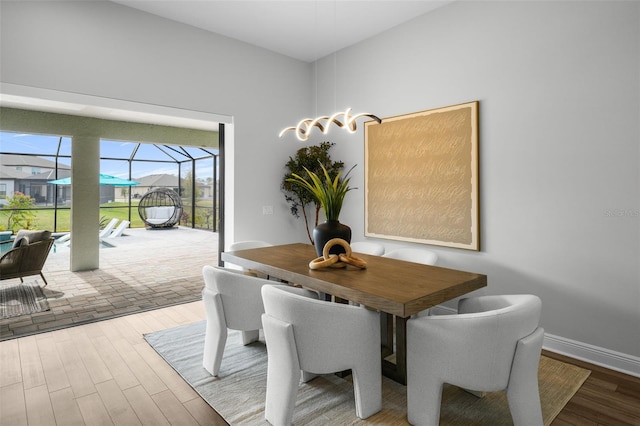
364;101;480;250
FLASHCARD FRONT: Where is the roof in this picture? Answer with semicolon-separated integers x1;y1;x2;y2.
134;174;179;187
0;154;71;169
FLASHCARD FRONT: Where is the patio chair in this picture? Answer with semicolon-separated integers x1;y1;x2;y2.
138;188;183;229
99;218;120;238
105;220;130;238
55;218;121;247
0;230;55;286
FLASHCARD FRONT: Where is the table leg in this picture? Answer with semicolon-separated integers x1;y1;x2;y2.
380;312;394;358
381;314;408;385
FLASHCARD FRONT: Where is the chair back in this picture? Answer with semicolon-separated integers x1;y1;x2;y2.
457;294;542;385
0;238;54;280
262;284;379;373
407;294;544;425
350;241;385;256
383;247;438;265
410;294;541;390
202;265;267;330
228;240;272;251
226;241;273;274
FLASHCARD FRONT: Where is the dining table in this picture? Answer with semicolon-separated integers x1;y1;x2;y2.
221;243;487;385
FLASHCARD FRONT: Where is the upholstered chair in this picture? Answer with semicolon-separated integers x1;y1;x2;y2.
201;265;271;376
350;241;385;256
407;294;544;426
226;240;273;277
383;247;438;265
261;284;382;426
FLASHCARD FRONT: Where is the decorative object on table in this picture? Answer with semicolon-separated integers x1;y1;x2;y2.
138;187;183;229
279;108;381;141
364;101;480;251
287;162;355;257
0;281;50;319
282;141;344;245
308;238;367;270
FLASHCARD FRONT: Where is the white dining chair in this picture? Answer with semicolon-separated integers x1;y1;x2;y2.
226;240;273;276
383;247;438;265
407;294;544;426
261;284;382;425
201;265;271;376
350;241;385;256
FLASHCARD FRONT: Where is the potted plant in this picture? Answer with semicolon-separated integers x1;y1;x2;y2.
282;142;344;245
287;162;356;257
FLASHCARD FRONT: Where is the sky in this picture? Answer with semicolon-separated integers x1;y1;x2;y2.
0;131;217;180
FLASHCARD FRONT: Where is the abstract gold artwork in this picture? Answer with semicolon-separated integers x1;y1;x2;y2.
364;101;480;250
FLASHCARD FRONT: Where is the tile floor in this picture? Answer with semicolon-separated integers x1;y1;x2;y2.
0;227;219;341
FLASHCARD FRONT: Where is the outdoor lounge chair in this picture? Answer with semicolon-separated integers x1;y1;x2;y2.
0;230;55;286
100;218;120;238
54;218;120;247
105;220;130;238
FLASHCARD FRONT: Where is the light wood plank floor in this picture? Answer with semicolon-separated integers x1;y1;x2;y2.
1;300;639;425
0;301;227;426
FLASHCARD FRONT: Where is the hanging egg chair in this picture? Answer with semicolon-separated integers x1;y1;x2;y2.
138;188;183;229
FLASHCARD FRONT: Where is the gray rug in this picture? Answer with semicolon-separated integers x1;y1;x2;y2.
145;321;590;425
0;281;50;319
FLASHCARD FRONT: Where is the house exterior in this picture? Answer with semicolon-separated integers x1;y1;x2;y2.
0;154;73;205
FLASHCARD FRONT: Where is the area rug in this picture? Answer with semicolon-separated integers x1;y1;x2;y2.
145;321;591;425
0;281;50;319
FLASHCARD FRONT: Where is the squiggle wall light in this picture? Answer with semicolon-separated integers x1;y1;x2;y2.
279;108;381;141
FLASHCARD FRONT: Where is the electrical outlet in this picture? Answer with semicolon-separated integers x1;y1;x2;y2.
262;205;274;215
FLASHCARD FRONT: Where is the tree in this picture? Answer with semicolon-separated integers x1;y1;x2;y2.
281;141;344;244
5;192;37;231
182;171;202;198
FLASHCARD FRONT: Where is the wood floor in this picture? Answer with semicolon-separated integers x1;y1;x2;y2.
1;301;638;426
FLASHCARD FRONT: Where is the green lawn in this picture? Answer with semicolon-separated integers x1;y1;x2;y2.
0;200;217;233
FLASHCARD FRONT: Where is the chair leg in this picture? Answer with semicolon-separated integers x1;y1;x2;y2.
407;376;443;426
351;363;382;419
40;273;48;287
202;291;228;376
262;314;301;426
507;328;544;426
241;330;259;345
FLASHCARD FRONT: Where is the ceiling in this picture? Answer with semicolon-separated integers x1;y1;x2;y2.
1;1;452;129
111;0;453;62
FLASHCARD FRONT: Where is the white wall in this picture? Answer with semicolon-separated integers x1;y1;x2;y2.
0;0;311;246
1;1;638;370
312;1;640;364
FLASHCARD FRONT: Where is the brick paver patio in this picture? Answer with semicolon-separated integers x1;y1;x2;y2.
0;226;219;340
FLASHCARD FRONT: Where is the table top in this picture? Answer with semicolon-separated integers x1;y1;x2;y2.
221;243;487;317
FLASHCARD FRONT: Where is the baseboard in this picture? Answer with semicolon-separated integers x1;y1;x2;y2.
543;333;640;378
429;305;640;378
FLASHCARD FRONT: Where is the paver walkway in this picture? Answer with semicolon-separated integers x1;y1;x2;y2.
0;227;219;340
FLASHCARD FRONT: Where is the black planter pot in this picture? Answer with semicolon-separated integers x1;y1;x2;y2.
313;220;352;257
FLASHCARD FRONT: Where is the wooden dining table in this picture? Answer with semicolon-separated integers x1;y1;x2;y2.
221;243;487;385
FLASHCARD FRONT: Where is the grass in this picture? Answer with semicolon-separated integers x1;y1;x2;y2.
0;200;217;233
